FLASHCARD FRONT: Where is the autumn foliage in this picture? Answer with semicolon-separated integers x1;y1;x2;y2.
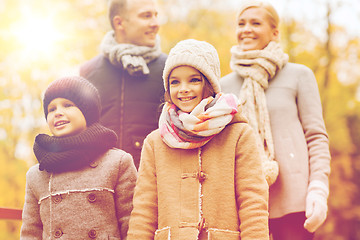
1;0;359;239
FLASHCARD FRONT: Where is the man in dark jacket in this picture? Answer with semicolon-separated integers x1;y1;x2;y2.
80;0;167;169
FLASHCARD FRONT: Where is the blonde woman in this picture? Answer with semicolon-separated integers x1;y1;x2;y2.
220;1;331;239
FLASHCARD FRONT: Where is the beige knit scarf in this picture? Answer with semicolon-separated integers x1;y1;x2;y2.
100;30;162;76
230;41;288;186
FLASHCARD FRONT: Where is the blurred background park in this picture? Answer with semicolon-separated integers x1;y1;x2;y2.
0;0;359;239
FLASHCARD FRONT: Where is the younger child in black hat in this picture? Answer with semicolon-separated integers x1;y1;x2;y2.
20;76;137;239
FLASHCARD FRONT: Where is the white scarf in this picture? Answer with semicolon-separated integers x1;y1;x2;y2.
159;93;239;149
230;41;288;186
100;30;162;76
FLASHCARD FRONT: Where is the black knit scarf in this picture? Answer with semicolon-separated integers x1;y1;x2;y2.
33;123;117;173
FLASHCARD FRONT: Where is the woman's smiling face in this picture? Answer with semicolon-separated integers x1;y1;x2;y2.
169;66;207;113
236;7;278;51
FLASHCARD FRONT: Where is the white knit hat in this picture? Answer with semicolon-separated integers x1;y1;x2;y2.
163;39;221;94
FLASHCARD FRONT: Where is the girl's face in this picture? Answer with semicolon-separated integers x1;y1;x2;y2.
169;66;210;113
47;98;87;137
236;7;278;51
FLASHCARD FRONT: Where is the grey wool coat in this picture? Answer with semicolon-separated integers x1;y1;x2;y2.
20;148;137;240
220;62;331;218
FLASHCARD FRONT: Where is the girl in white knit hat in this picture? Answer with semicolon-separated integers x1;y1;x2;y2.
127;39;269;240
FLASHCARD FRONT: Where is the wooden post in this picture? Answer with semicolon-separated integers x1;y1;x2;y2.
0;207;22;220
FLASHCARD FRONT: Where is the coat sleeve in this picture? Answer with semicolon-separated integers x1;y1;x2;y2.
297;66;331;187
127;136;158;240
235;125;270;240
20;170;43;239
114;152;138;240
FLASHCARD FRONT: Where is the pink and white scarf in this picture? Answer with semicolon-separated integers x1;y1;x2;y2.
159;93;239;149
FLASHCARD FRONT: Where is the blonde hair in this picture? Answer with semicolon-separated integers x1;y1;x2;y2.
237;0;279;29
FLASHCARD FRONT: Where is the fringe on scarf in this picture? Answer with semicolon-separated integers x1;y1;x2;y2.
230;41;288;186
100;30;162;76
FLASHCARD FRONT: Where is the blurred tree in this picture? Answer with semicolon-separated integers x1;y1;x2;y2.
160;7;237;76
0;0;107;239
290;1;360;239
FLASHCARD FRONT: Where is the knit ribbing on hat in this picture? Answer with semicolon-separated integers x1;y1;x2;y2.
43;76;101;126
162;39;221;94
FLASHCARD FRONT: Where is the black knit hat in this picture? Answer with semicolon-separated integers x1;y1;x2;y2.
43;76;101;126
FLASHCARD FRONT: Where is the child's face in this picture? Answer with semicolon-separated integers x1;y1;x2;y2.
46;98;87;137
169;66;208;113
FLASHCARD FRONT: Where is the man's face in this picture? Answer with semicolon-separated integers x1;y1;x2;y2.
121;0;159;47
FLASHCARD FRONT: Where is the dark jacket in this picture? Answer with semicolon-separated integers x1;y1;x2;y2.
80;53;167;168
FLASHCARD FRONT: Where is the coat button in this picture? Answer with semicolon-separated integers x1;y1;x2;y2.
87;193;97;203
88;229;97;239
52;195;62;204
134;141;141;148
198;171;206;183
89;161;98;168
54;229;63;238
198;217;206;232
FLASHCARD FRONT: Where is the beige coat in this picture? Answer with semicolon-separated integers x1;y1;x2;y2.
20;148;137;240
127;113;269;240
220;62;331;218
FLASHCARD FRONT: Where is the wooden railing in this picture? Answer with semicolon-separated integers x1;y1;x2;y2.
0;207;22;220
